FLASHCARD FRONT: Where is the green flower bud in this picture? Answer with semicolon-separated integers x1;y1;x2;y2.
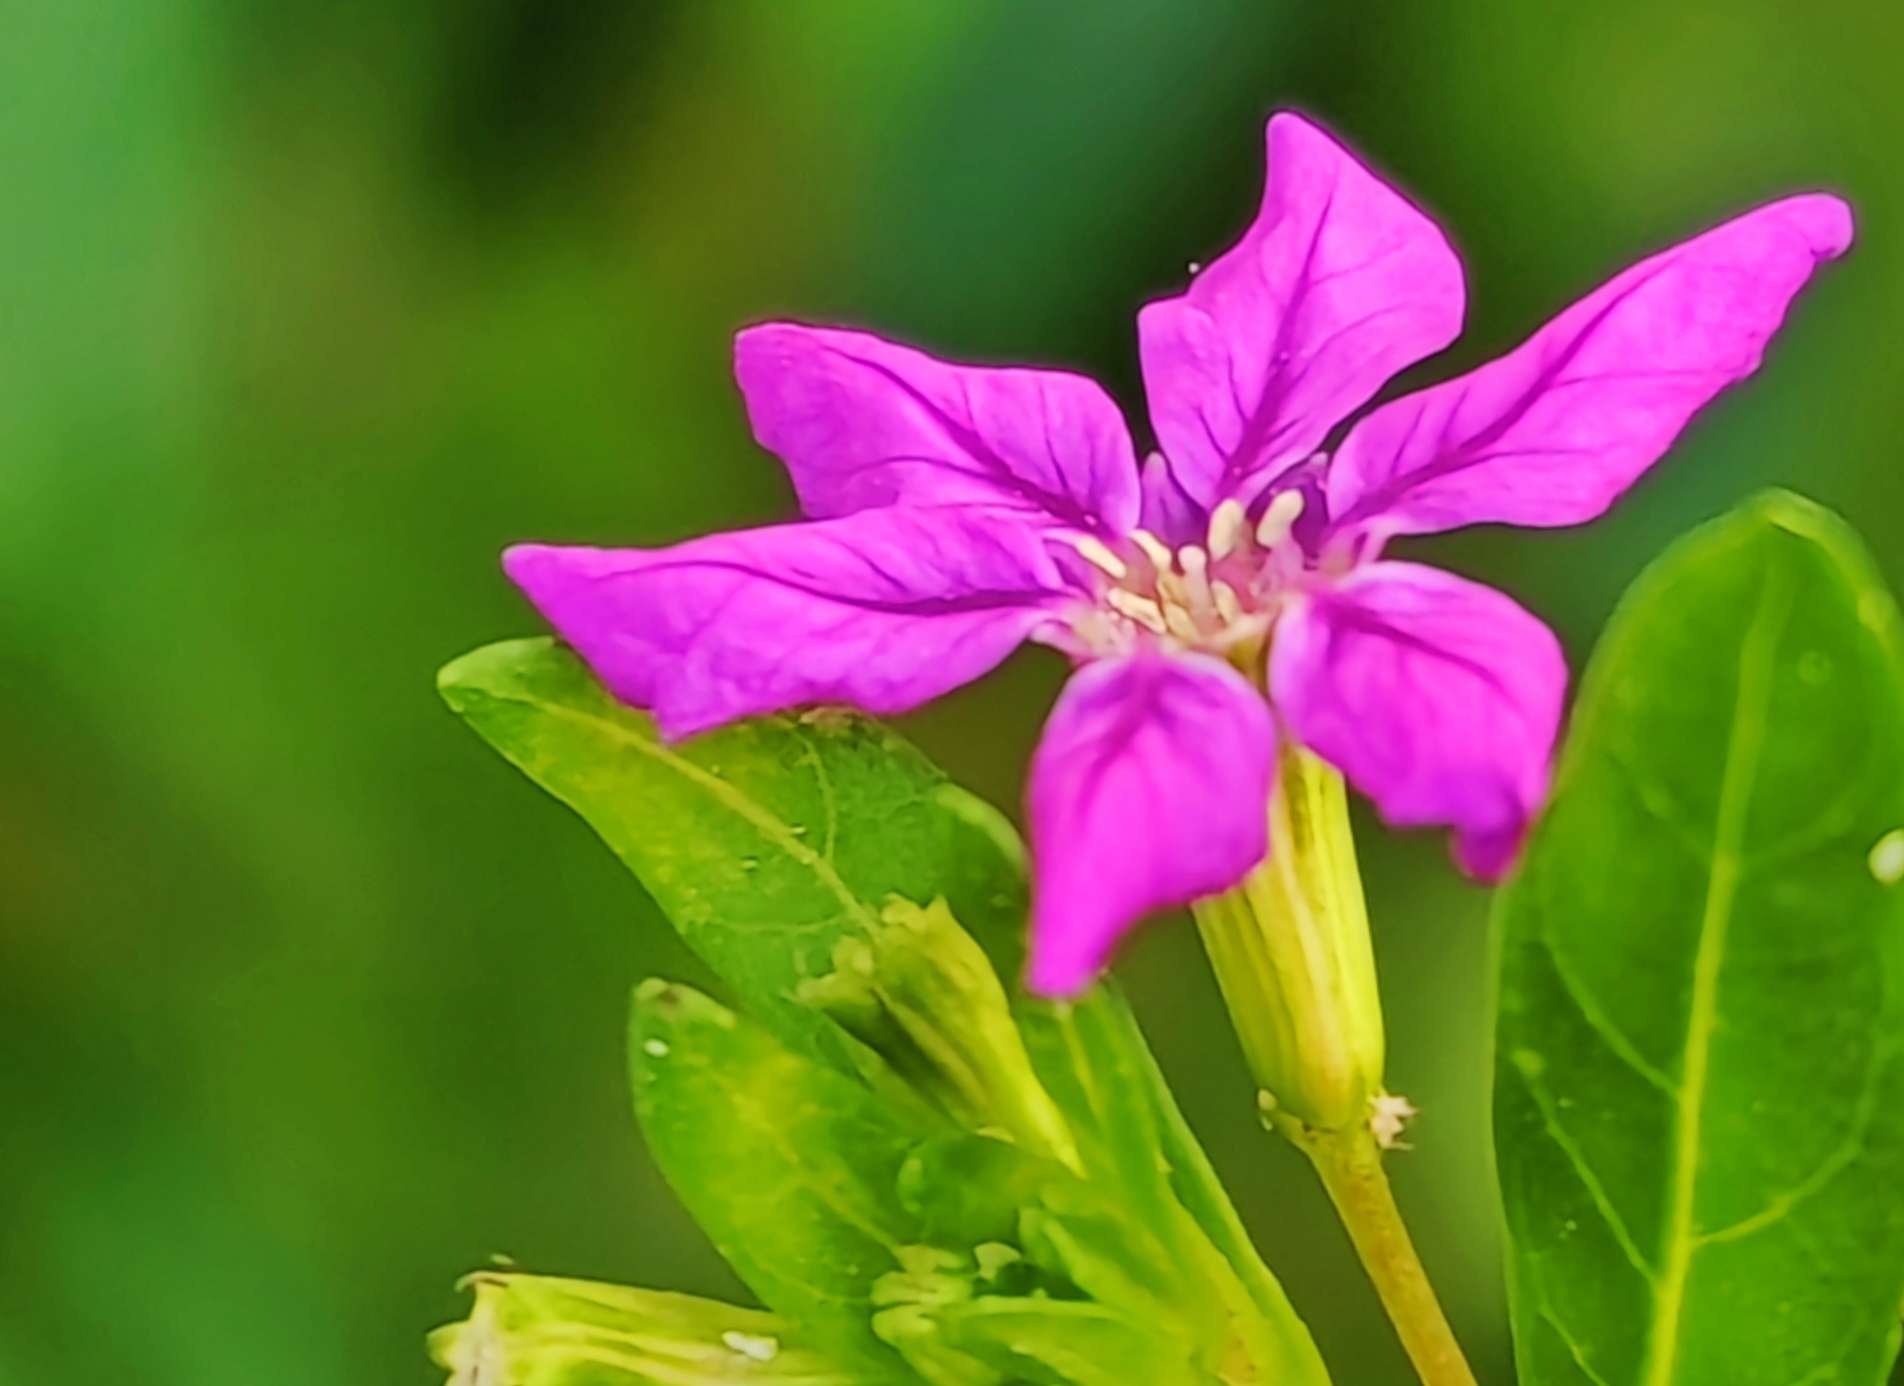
800;897;1080;1169
428;1273;854;1385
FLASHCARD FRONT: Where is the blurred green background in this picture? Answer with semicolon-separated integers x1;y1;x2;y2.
5;3;1899;1383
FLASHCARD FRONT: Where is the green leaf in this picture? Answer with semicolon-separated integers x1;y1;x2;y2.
894;1135;1069;1250
1014;997;1324;1381
441;639;1329;1384
1494;491;1904;1386
879;1296;1217;1386
438;638;1029;1068
629;981;924;1379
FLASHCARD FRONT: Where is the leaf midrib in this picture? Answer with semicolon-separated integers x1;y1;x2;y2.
1639;560;1794;1386
517;691;881;935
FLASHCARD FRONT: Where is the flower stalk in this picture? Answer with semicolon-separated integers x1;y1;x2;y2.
1194;744;1477;1386
1289;1122;1479;1386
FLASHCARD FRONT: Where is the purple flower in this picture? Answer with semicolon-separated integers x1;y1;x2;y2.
505;114;1851;996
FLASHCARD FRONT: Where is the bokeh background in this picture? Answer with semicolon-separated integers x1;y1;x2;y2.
6;3;1900;1383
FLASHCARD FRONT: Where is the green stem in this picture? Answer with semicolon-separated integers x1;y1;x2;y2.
1190;745;1478;1385
1284;1119;1479;1386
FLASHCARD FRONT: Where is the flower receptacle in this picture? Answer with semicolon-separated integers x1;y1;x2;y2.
1192;744;1386;1134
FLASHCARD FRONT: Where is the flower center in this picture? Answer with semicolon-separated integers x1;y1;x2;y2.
1061;492;1311;663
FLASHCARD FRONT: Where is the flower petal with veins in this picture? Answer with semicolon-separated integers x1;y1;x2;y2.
1027;654;1276;994
1326;194;1854;539
1137;112;1465;512
1270;562;1565;879
506;509;1067;741
735;323;1141;535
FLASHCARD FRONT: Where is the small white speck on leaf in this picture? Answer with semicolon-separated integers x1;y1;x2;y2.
722;1331;780;1362
1187;260;1202;275
642;1039;670;1058
1868;829;1904;885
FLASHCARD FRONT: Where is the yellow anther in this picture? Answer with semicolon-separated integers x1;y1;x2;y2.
1206;499;1248;559
1063;533;1129;580
1106;589;1169;634
1255;490;1306;548
1128;528;1174;574
1212;580;1243;624
1163;604;1202;642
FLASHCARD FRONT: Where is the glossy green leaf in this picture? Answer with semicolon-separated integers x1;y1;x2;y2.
439;638;1028;1069
629;981;925;1379
1494;491;1904;1386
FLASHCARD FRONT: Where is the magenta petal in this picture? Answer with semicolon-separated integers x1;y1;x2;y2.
1026;654;1275;996
734;323;1140;534
1137;453;1206;546
1269;562;1565;880
1136;112;1464;510
504;509;1065;740
1327;194;1854;538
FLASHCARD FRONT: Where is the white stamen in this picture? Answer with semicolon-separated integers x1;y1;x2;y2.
1106;589;1168;634
1062;533;1129;580
1211;580;1242;624
1176;544;1212;610
1128;528;1174;574
1255;490;1306;548
1163;604;1201;642
1206;499;1247;559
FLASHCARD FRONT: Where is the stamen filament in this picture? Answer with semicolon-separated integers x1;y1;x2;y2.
1177;544;1213;611
1063;533;1130;580
1129;528;1174;574
1163;604;1201;642
1256;490;1306;548
1106;589;1169;634
1212;579;1243;624
1207;499;1248;560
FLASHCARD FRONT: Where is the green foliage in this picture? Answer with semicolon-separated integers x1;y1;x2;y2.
798;897;1079;1166
437;638;1029;1071
630;980;928;1377
437;638;1331;1385
1494;491;1904;1385
428;1273;856;1384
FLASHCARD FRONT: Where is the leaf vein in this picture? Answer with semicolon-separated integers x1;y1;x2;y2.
1639;560;1796;1386
1509;1062;1659;1285
532;700;879;934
